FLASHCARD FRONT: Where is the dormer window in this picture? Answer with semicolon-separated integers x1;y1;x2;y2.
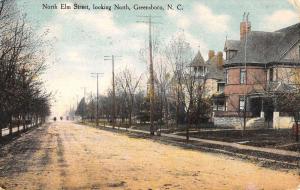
226;50;238;60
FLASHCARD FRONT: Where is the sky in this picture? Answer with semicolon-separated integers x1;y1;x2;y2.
15;0;300;116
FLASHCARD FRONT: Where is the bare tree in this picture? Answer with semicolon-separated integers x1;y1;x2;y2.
116;67;142;129
165;32;193;129
155;56;172;134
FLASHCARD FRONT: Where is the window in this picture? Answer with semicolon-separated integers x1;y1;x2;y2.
225;70;229;84
200;67;204;76
269;68;273;82
200;66;207;76
217;83;225;92
239;96;245;111
226;50;238;60
213;98;225;111
240;68;246;84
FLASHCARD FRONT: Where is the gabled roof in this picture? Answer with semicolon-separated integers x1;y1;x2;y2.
190;50;206;67
226;22;300;65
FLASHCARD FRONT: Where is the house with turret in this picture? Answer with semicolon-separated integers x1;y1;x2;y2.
214;14;300;129
190;50;225;97
190;49;226;122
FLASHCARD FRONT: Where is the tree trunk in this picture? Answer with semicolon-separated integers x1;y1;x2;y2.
296;121;299;142
9;117;12;136
0;123;2;138
17;116;20;133
165;96;169;129
9;123;12;136
129;110;132;131
159;92;163;136
23;115;26;131
176;93;179;128
129;98;134;131
186;110;190;142
35;116;37;126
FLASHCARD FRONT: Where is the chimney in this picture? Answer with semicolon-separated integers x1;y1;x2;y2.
208;50;215;60
217;52;224;68
240;12;251;40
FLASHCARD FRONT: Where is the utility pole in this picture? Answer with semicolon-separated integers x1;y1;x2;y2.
104;55;121;129
91;73;103;127
243;12;250;135
137;15;161;136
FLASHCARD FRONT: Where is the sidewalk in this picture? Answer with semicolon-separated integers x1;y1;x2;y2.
96;124;300;169
2;127;19;136
1;125;36;142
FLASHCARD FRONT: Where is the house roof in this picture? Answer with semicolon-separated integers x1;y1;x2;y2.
189;50;225;81
267;82;297;93
226;22;300;65
224;40;240;51
248;82;297;95
190;50;206;67
205;57;225;81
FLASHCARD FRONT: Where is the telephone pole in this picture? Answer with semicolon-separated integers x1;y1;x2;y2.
137;15;161;136
91;73;103;127
104;55;121;129
243;12;250;135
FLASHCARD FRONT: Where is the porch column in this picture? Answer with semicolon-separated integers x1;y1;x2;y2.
273;97;279;129
260;98;264;118
273;112;280;129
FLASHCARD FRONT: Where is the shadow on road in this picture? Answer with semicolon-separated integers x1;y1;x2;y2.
0;125;50;178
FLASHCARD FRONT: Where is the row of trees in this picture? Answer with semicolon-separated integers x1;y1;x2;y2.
0;0;51;138
75;32;212;140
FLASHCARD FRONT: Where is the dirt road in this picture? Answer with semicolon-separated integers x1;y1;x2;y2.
0;122;299;190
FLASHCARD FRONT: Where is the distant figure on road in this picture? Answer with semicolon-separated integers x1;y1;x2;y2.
60;116;63;121
53;117;57;122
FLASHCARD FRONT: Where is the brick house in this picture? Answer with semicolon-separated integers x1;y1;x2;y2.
214;15;300;129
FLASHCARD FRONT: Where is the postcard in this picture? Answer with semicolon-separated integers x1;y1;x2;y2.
0;0;299;189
